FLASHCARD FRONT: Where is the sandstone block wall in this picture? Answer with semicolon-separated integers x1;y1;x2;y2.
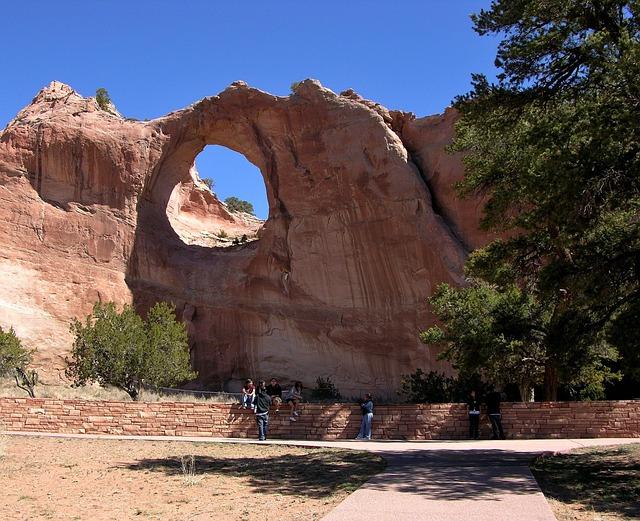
0;398;638;440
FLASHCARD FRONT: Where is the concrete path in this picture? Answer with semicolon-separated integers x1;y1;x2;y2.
2;431;636;520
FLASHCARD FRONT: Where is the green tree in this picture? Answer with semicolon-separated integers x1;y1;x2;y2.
447;0;640;399
422;282;549;401
95;88;112;111
0;326;38;397
66;302;196;400
224;196;255;215
0;326;30;376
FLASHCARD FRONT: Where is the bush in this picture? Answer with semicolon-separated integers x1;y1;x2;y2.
95;88;112;111
66;302;196;400
224;196;255;215
0;326;37;397
399;369;490;403
218;229;228;239
310;376;342;401
0;327;30;376
201;177;215;191
399;369;456;403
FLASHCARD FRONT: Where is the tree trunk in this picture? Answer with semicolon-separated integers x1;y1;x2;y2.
544;363;559;401
518;383;534;402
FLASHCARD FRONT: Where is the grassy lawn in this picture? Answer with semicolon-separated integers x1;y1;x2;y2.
531;443;640;521
0;436;385;521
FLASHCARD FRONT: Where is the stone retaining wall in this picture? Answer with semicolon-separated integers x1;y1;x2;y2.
0;398;638;440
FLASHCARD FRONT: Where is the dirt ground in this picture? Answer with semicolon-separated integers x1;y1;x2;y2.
531;443;640;521
0;435;385;521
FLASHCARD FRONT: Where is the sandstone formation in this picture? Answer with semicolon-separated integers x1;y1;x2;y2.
0;80;492;395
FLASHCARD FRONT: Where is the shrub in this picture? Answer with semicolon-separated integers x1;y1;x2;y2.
399;369;455;403
0;326;37;397
399;369;490;403
0;327;30;376
290;81;302;92
218;229;228;239
95;88;112;111
224;196;255;215
66;302;196;400
201;177;215;191
311;376;342;401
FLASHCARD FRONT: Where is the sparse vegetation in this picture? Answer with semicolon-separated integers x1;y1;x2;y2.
95;88;112;111
231;234;249;246
201;177;215;191
290;81;302;92
179;455;202;486
224;196;255;215
0;437;385;520
66;302;196;400
217;229;228;239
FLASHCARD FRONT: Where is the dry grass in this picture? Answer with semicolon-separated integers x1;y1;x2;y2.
0;435;385;520
0;377;237;403
179;454;203;486
531;443;640;521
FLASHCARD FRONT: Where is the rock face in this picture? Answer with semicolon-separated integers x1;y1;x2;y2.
0;80;493;395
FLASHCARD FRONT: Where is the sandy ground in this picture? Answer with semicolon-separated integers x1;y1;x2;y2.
0;435;383;521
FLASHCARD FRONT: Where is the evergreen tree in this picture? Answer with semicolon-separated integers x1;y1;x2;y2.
430;1;640;399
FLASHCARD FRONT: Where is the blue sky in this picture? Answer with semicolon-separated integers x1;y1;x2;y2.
1;1;498;219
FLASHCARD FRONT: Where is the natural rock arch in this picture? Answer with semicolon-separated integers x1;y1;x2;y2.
0;80;497;394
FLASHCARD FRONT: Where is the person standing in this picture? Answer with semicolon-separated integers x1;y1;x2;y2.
486;390;506;439
254;380;272;441
467;389;481;440
355;393;374;440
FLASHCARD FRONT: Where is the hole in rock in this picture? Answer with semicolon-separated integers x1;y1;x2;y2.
166;145;267;248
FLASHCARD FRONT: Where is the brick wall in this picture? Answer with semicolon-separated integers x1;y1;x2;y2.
0;398;638;440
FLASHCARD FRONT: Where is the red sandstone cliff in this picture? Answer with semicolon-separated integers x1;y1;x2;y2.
0;80;492;395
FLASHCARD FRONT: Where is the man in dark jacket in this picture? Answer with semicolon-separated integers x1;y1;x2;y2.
254;380;272;441
486;390;506;440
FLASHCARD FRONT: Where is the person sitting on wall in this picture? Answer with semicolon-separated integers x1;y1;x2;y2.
266;378;283;413
355;393;374;440
254;380;272;441
285;381;303;422
467;389;481;440
241;379;256;410
486;389;506;440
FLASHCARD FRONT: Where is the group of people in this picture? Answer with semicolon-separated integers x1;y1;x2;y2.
241;380;505;442
240;378;375;442
241;378;304;440
467;389;506;440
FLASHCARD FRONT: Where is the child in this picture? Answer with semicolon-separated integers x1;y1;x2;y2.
241;379;256;410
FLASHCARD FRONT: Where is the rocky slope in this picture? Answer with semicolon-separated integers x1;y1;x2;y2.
0;80;495;394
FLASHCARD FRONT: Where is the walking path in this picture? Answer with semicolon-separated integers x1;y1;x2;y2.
2;431;636;520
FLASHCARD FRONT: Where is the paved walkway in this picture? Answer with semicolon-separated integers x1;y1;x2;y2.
2;431;636;520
